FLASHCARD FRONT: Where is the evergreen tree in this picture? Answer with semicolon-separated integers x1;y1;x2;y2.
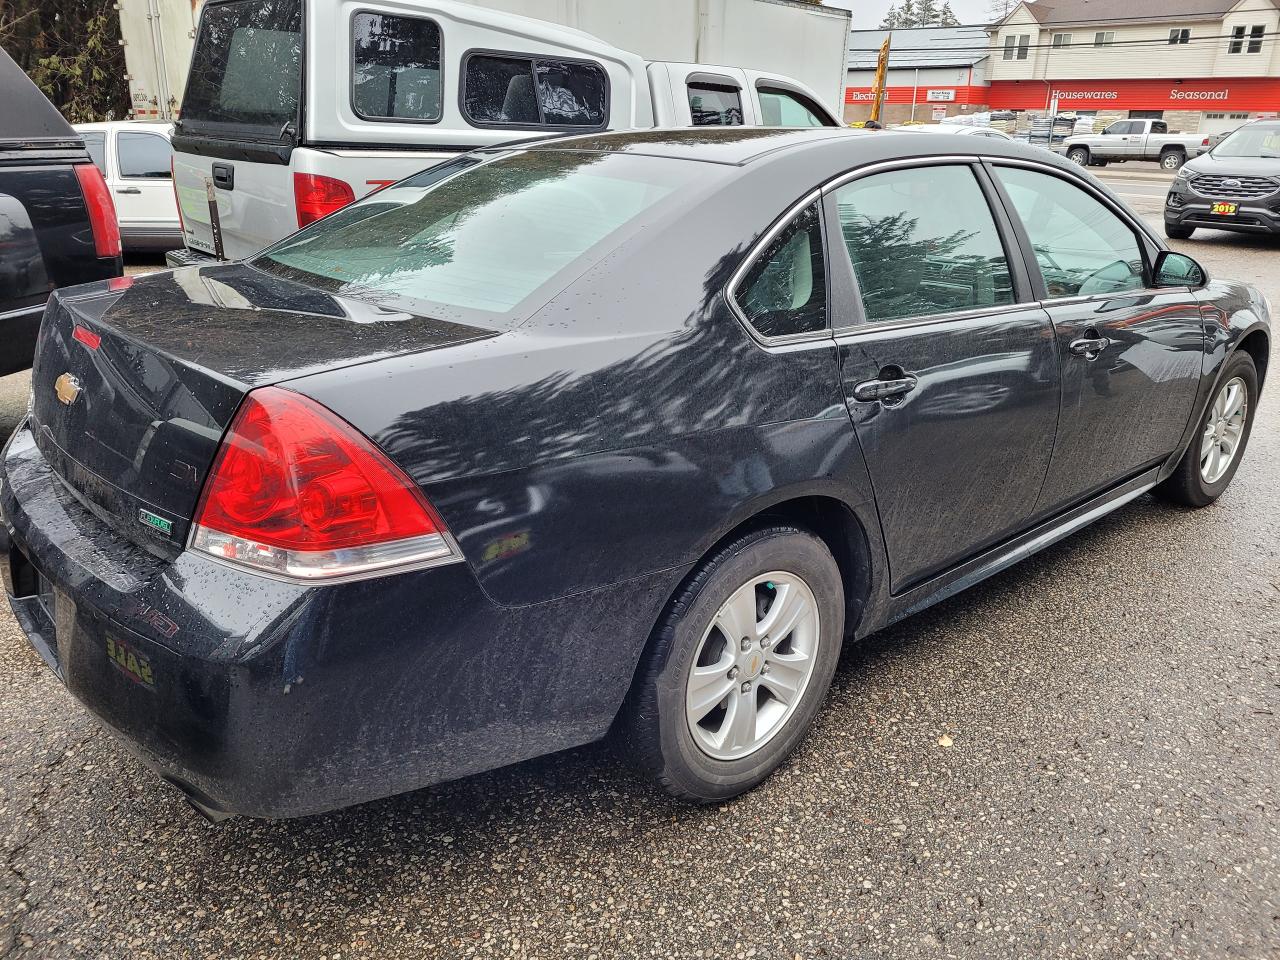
880;4;900;28
916;0;941;25
898;0;921;27
938;2;961;25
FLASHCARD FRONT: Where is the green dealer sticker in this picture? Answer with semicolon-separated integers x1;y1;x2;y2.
138;508;173;537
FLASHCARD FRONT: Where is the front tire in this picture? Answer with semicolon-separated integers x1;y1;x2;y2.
1067;147;1090;166
1155;351;1258;507
1165;222;1195;240
623;526;844;803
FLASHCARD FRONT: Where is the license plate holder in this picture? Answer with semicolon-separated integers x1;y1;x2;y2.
1211;201;1238;216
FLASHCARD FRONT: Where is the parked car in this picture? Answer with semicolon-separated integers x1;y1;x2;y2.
1061;118;1209;170
2;129;1268;820
0;50;123;376
167;0;841;265
891;123;1014;140
1165;119;1280;239
74;121;181;252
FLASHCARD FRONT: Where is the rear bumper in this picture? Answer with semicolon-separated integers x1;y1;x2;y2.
164;246;219;268
1;422;670;818
121;225;184;253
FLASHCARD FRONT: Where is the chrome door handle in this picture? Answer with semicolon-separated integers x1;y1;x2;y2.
116;187;142;194
852;374;918;403
1069;336;1111;358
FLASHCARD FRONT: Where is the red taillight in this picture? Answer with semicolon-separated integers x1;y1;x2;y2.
74;163;121;259
293;173;355;227
190;387;458;580
1202;137;1211;146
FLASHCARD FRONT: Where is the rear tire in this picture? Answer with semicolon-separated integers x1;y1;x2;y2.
1067;147;1090;166
623;526;844;803
1155;351;1258;507
1165;222;1195;240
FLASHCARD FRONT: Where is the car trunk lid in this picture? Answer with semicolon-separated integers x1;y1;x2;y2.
28;263;496;557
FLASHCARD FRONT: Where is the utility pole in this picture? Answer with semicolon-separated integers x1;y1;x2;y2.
870;34;892;123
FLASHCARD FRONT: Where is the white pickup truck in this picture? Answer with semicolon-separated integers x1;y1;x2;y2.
168;0;843;264
1060;119;1210;171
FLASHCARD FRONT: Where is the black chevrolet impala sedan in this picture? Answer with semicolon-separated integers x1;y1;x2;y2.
0;129;1269;819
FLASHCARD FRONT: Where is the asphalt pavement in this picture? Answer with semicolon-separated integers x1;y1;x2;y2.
0;191;1277;959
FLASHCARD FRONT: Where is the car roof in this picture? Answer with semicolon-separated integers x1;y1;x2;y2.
512;126;1055;171
515;127;869;165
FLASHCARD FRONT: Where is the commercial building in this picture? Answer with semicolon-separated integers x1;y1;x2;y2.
845;25;992;123
988;0;1280;134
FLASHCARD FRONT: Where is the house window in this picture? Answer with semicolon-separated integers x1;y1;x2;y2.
1093;31;1115;47
1003;34;1030;60
1226;25;1266;53
1168;28;1190;44
1248;24;1265;53
1052;33;1072;47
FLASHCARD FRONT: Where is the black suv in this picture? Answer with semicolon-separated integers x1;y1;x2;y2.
0;49;122;376
1166;119;1280;239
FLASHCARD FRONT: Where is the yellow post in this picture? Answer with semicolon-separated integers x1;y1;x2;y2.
870;35;891;123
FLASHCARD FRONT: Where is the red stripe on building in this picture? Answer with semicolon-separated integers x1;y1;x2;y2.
988;77;1280;111
845;84;988;106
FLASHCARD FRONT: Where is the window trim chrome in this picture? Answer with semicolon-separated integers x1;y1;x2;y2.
724;187;832;350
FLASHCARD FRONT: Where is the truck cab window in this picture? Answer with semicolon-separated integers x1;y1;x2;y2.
688;83;743;126
464;53;607;128
757;87;830;127
117;132;172;179
352;13;442;122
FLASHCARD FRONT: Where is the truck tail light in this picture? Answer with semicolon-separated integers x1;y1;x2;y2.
294;173;355;227
190;387;460;581
1201;137;1210;146
74;163;121;259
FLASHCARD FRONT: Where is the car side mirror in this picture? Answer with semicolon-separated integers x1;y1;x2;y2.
1153;250;1207;288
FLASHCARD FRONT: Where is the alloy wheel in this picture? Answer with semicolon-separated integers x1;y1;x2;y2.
1201;376;1248;484
685;572;820;761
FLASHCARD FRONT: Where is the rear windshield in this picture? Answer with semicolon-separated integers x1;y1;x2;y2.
181;0;302;140
253;151;713;320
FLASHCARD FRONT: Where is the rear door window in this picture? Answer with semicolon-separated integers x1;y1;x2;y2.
463;53;607;128
757;87;830;127
688;83;744;126
181;0;302;140
117;132;172;178
352;12;442;122
732;203;827;339
81;132;107;174
833;164;1016;324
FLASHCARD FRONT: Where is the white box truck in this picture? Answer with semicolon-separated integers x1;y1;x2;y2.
117;0;204;120
168;0;852;264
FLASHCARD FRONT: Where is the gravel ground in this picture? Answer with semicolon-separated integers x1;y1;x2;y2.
0;200;1277;960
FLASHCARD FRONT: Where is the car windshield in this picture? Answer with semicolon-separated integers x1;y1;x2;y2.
1212;123;1280;158
254;150;713;320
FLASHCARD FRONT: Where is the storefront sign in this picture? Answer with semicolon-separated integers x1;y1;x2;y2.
845;84;986;105
989;77;1280;111
932;106;948;120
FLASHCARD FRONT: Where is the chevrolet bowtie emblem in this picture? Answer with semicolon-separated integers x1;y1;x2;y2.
54;372;82;406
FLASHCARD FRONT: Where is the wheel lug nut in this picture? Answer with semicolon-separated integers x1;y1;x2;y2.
760;636;770;648
740;637;751;652
741;681;752;693
728;666;739;680
761;663;770;674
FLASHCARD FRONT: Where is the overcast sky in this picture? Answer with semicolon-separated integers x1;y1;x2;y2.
825;0;992;30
